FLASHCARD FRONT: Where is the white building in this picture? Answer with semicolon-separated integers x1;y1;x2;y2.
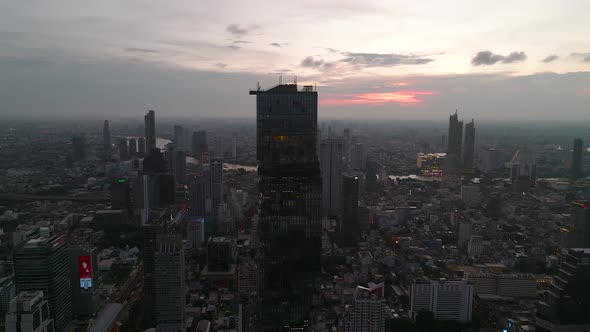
410;279;473;322
344;283;386;332
5;291;54;332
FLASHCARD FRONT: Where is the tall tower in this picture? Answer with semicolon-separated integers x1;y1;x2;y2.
572;138;584;180
446;110;463;176
13;236;72;332
192;131;207;160
103;120;111;154
250;83;322;330
144;110;156;152
320;138;343;216
155;234;185;331
341;175;360;245
173;125;184;149
210;160;223;214
72;134;86;161
463;119;476;172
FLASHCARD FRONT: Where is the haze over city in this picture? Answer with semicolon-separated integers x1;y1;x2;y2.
1;0;590;120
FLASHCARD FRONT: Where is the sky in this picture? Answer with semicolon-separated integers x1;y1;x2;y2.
1;0;589;121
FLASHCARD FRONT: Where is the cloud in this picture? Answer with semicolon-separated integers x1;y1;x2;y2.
0;57;54;67
301;56;325;68
270;43;281;47
339;52;434;67
502;51;527;63
124;48;159;53
225;24;259;37
321;90;435;106
326;48;339;53
542;55;559;63
232;40;251;44
227;45;241;50
571;52;590;62
471;50;527;66
216;63;227;69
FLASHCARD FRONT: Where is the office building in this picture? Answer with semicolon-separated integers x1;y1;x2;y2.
320;138;343;216
410;279;473;322
365;160;380;192
192;131;207;160
103;120;111;154
155;234;185;332
250;83;322;330
210;159;223;214
446;110;463;176
206;237;235;273
187;217;205;249
467;235;484;257
117;137;128;160
351;143;367;170
342;175;360;245
166;146;186;185
189;171;212;216
128;137;137;156
110;178;131;213
14;236;71;332
138;137;146;155
173;125;184;149
5;291;54;332
343;128;351;164
71;134;86;161
67;246;99;318
463;119;475;171
457;221;473;244
238;260;257;296
144;110;156;152
536;248;590;331
565;201;590;248
344;283;386;332
416;153;445;177
572;138;584;180
466;272;536;298
0;276;16;316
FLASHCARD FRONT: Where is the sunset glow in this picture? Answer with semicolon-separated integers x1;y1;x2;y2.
320;90;435;106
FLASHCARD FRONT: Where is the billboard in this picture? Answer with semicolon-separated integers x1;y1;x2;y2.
78;255;93;289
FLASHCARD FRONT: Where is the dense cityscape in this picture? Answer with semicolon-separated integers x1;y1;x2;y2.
0;81;589;332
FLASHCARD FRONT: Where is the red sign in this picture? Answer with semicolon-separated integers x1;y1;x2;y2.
79;255;92;288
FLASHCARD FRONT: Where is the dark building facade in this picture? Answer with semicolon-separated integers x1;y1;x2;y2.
192;131;207;160
117;137;128;161
463;119;475;172
103;120;111;154
144;110;156;152
72;134;86;161
251;84;322;330
138;137;146;155
446;110;463;176
572;138;584;180
341;174;360;245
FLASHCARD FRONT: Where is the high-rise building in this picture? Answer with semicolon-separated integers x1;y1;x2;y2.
189;171;212;216
365;161;380;192
173;125;184;149
536;248;590;331
565;201;590;248
5;291;54;332
320;138;343;216
103;120;111;154
206;237;236;273
128;137;137;156
250;83;322;330
410;279;473;322
14;236;72;332
238;260;257;296
344;283;386;332
572;138;584;180
0;276;16;316
463;119;475;171
342;175;360;245
138;137;146;155
351;143;367;170
210;159;223;214
144;110;156;152
67;246;100;318
155;234;185;332
117;137;128;160
187;217;205;249
72;134;86;161
192;131;207;160
446;110;463;176
343;128;351;164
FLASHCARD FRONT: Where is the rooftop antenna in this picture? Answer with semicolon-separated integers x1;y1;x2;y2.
294;76;297;85
279;76;282;85
257;81;260;91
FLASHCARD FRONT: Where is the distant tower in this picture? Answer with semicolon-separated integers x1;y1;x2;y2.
72;134;86;161
144;110;156;152
572;138;584;180
210;159;223;214
192;131;207;160
463;119;476;171
138;137;146;156
351;143;367;170
173;125;184;149
155;234;185;331
446;110;463;176
320;138;343;216
342;175;360;245
128;137;138;156
117;137;128;161
103;120;111;154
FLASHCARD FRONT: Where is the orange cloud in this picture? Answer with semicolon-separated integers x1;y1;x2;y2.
320;90;435;106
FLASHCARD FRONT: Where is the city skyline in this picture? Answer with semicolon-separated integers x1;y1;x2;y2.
1;1;590;120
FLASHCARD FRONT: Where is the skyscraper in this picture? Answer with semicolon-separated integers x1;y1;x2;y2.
351;143;367;170
189;170;212;216
250;84;322;330
68;246;100;318
144;110;156;152
463;119;475;172
572;138;583;180
128;137;137;156
343;128;351;165
138;137;146;155
72;134;86;161
210;159;223;215
173;125;184;149
117;137;128;160
342;175;360;245
344;283;386;332
320;138;343;216
14;236;72;332
446;110;463;176
155;234;185;332
103;120;111;154
192;131;207;160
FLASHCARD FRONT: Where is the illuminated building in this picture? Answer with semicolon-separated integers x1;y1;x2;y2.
416;153;445;177
68;246;100;318
250;83;322;330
